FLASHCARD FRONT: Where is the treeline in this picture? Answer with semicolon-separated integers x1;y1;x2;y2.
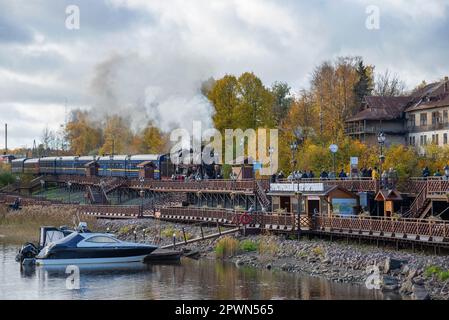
64;111;167;156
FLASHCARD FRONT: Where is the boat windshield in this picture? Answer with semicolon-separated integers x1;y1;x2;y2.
51;231;79;245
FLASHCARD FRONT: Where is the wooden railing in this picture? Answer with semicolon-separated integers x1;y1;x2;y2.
315;214;449;240
129;179;264;192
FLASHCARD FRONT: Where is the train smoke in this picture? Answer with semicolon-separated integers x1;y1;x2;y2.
89;52;214;133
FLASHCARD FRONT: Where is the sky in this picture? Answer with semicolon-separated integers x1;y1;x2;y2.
0;0;449;149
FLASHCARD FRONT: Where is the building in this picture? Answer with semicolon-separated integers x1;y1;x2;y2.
405;78;449;153
344;96;411;146
345;77;449;151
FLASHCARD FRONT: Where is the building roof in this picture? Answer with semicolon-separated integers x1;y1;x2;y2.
346;78;449;122
346;96;411;122
405;92;449;112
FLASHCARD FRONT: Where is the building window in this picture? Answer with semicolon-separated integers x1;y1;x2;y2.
409;136;416;146
432;134;439;145
444;133;448;145
444;110;448;124
432;112;441;125
408;114;416;128
420;135;427;146
420;113;427;126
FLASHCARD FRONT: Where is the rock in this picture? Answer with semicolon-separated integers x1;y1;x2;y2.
401;264;410;275
399;279;413;295
381;275;399;291
235;259;244;266
411;285;430;300
407;268;418;280
412;277;425;286
384;257;407;274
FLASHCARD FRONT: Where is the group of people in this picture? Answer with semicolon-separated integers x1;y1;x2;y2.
422;165;449;179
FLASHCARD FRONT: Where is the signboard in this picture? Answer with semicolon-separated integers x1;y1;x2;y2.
350;157;358;165
270;183;324;193
253;161;262;171
332;198;357;216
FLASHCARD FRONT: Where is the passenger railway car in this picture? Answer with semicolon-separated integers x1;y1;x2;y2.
128;154;173;179
10;153;175;180
24;158;39;175
55;156;78;175
76;156;98;175
98;155;129;177
11;158;26;174
39;157;57;175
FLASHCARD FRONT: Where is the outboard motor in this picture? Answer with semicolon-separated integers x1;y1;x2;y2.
15;243;39;264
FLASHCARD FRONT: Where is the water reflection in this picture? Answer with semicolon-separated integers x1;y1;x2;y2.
0;245;399;300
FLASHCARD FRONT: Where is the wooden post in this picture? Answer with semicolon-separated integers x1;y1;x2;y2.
182;227;187;245
200;225;204;240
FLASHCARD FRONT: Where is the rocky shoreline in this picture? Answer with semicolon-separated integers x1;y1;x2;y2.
98;219;449;300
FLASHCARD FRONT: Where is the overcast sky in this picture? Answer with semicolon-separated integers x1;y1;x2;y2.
1;0;449;149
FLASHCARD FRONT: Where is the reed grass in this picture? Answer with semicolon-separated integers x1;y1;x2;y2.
215;236;240;259
0;205;98;245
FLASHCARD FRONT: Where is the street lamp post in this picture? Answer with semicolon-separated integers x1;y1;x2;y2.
290;141;298;174
329;144;338;177
67;181;72;203
139;189;145;218
377;132;386;174
109;154;113;177
295;191;302;239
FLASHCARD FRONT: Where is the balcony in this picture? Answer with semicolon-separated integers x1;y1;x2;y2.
407;122;449;133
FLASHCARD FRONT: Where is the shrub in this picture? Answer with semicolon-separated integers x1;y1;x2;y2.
258;238;279;256
239;239;258;252
424;265;442;278
439;271;449;282
215;236;239;259
311;246;325;257
161;227;181;238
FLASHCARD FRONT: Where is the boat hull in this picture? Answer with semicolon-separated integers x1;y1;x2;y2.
35;254;150;266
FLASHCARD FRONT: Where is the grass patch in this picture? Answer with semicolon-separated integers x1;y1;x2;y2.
239;239;258;252
161;226;181;239
258;237;279;256
424;265;449;281
215;236;239;259
0;205;98;245
311;246;325;257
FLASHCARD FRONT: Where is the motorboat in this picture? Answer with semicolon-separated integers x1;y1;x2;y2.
16;223;158;266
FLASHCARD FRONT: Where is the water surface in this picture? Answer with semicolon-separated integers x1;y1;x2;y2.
0;245;399;300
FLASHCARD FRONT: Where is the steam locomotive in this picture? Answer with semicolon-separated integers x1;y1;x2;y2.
11;154;175;180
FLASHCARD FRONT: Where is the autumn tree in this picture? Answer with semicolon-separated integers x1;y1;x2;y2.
138;122;167;154
235;72;274;130
271;81;293;125
208;75;239;132
65;110;103;155
99;115;134;155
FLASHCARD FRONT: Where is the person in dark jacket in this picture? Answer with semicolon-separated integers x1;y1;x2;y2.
339;169;347;179
422;167;430;178
320;170;328;179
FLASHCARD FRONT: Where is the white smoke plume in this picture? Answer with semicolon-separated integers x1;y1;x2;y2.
89;51;214;134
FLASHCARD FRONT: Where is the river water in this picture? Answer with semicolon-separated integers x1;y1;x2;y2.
0;245;400;300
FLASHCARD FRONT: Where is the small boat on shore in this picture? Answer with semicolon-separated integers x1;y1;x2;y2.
16;223;158;266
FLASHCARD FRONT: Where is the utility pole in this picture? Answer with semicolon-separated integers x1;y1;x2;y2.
4;123;7;155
